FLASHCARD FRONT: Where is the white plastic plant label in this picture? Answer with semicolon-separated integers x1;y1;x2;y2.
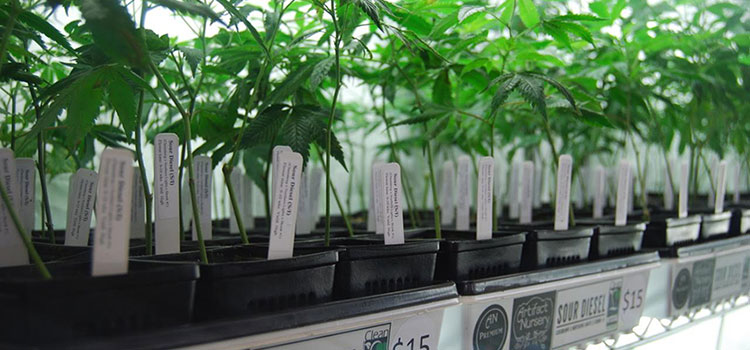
130;167;145;239
242;176;255;229
476;157;494;240
268;151;303;260
627;169;634;214
664;162;674;211
534;161;543;209
593;167;606;219
714;160;727;214
554;155;573;231
15;158;35;233
456;155;471;231
271;145;292;209
65;169;98;246
381;163;405;245
615;161;631;226
0;149;28;267
508;161;520;219
191;156;213;241
372;162;386;234
520;160;534;224
229;167;245;234
439;161;455;226
154;133;180;254
91;148;134;276
679;161;689;218
307;167;323;231
295;171;311;235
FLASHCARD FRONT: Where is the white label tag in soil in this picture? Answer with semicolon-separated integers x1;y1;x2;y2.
520;160;534;224
593;167;606;219
15;158;35;233
268;151;303;260
0;149;28;267
509;161;520;219
130;167;145;239
192;156;213;241
714;160;727;214
456;155;471;231
555;155;573;231
679;161;689;218
381;163;405;245
154;133;180;254
65;169;98;246
476;157;494;240
271;145;292;209
229;167;245;234
372;162;386;234
615;161;631;226
92;148;134;276
440;161;455;226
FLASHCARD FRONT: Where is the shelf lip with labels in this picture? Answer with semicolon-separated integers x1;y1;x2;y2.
453;253;660;350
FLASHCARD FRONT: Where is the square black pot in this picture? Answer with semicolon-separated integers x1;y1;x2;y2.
577;219;646;258
502;223;594;269
643;212;702;248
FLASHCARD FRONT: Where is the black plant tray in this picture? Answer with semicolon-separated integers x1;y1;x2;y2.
294;236;439;298
3;282;457;350
134;246;337;321
643;213;702;248
576;219;646;258
658;234;750;258
0;260;198;345
514;224;594;268
728;205;750;235
458;252;659;295
404;229;526;282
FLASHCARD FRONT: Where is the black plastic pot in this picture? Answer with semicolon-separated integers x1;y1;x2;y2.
699;211;732;240
404;229;526;281
577;219;646;258
0;260;198;345
515;225;595;268
643;212;702;248
728;205;750;235
134;245;337;321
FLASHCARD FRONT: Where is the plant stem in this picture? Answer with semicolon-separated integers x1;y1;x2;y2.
314;145;354;237
222;166;249;244
149;60;208;263
28;85;55;242
10;84;16;151
0;179;50;279
425;132;442;238
134;91;154;254
324;0;343;247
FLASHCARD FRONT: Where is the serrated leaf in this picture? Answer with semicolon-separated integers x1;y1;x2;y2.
80;0;146;68
517;0;540;28
147;0;222;22
432;69;453;106
310;57;334;89
491;74;519;114
281;109;317;165
65;72;105;148
315;129;348;171
259;63;315;112
523;72;579;114
542;21;571;49
240;104;290;148
17;10;75;52
106;71;137;138
215;0;270;59
515;74;546;117
346;0;382;29
553;20;595;46
178;46;203;74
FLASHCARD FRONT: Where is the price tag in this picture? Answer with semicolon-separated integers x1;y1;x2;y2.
268;151;303;260
615;161;631;226
65;169;98;246
0;148;28;267
15;158;35;233
714;160;727;213
554;155;573;231
439;161;455;226
619;272;650;331
679;161;689;218
551;279;621;349
476;157;494;240
519;161;534;224
229;167;245;234
392;315;440;350
456;156;471;231
508;161;520;219
381;163;405;245
92;148;134;276
130;167;146;239
593;167;606;219
191;156;213;241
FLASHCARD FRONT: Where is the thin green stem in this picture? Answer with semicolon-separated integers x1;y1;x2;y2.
324;0;342;247
134;91;154;254
0;179;50;279
28;85;55;242
425;132;441;238
314;145;354;237
222;166;249;244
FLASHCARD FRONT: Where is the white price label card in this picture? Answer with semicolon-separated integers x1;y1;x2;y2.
0;149;28;267
715;160;727;213
476;157;494;240
15;158;35;233
271;145;292;209
130;167;146;239
520;161;534;224
679;161;689;218
372;162;386;234
619;271;650;331
554;155;573;231
439;161;455;226
154;133;181;254
65;169;98;246
593;167;606;219
456;156;471;231
615;161;631;226
191;156;213;241
229;167;245;234
381;163;405;245
92;148;134;276
509;161;520;219
268;152;303;260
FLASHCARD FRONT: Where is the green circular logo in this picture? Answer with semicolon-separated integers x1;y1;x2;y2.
474;304;508;350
